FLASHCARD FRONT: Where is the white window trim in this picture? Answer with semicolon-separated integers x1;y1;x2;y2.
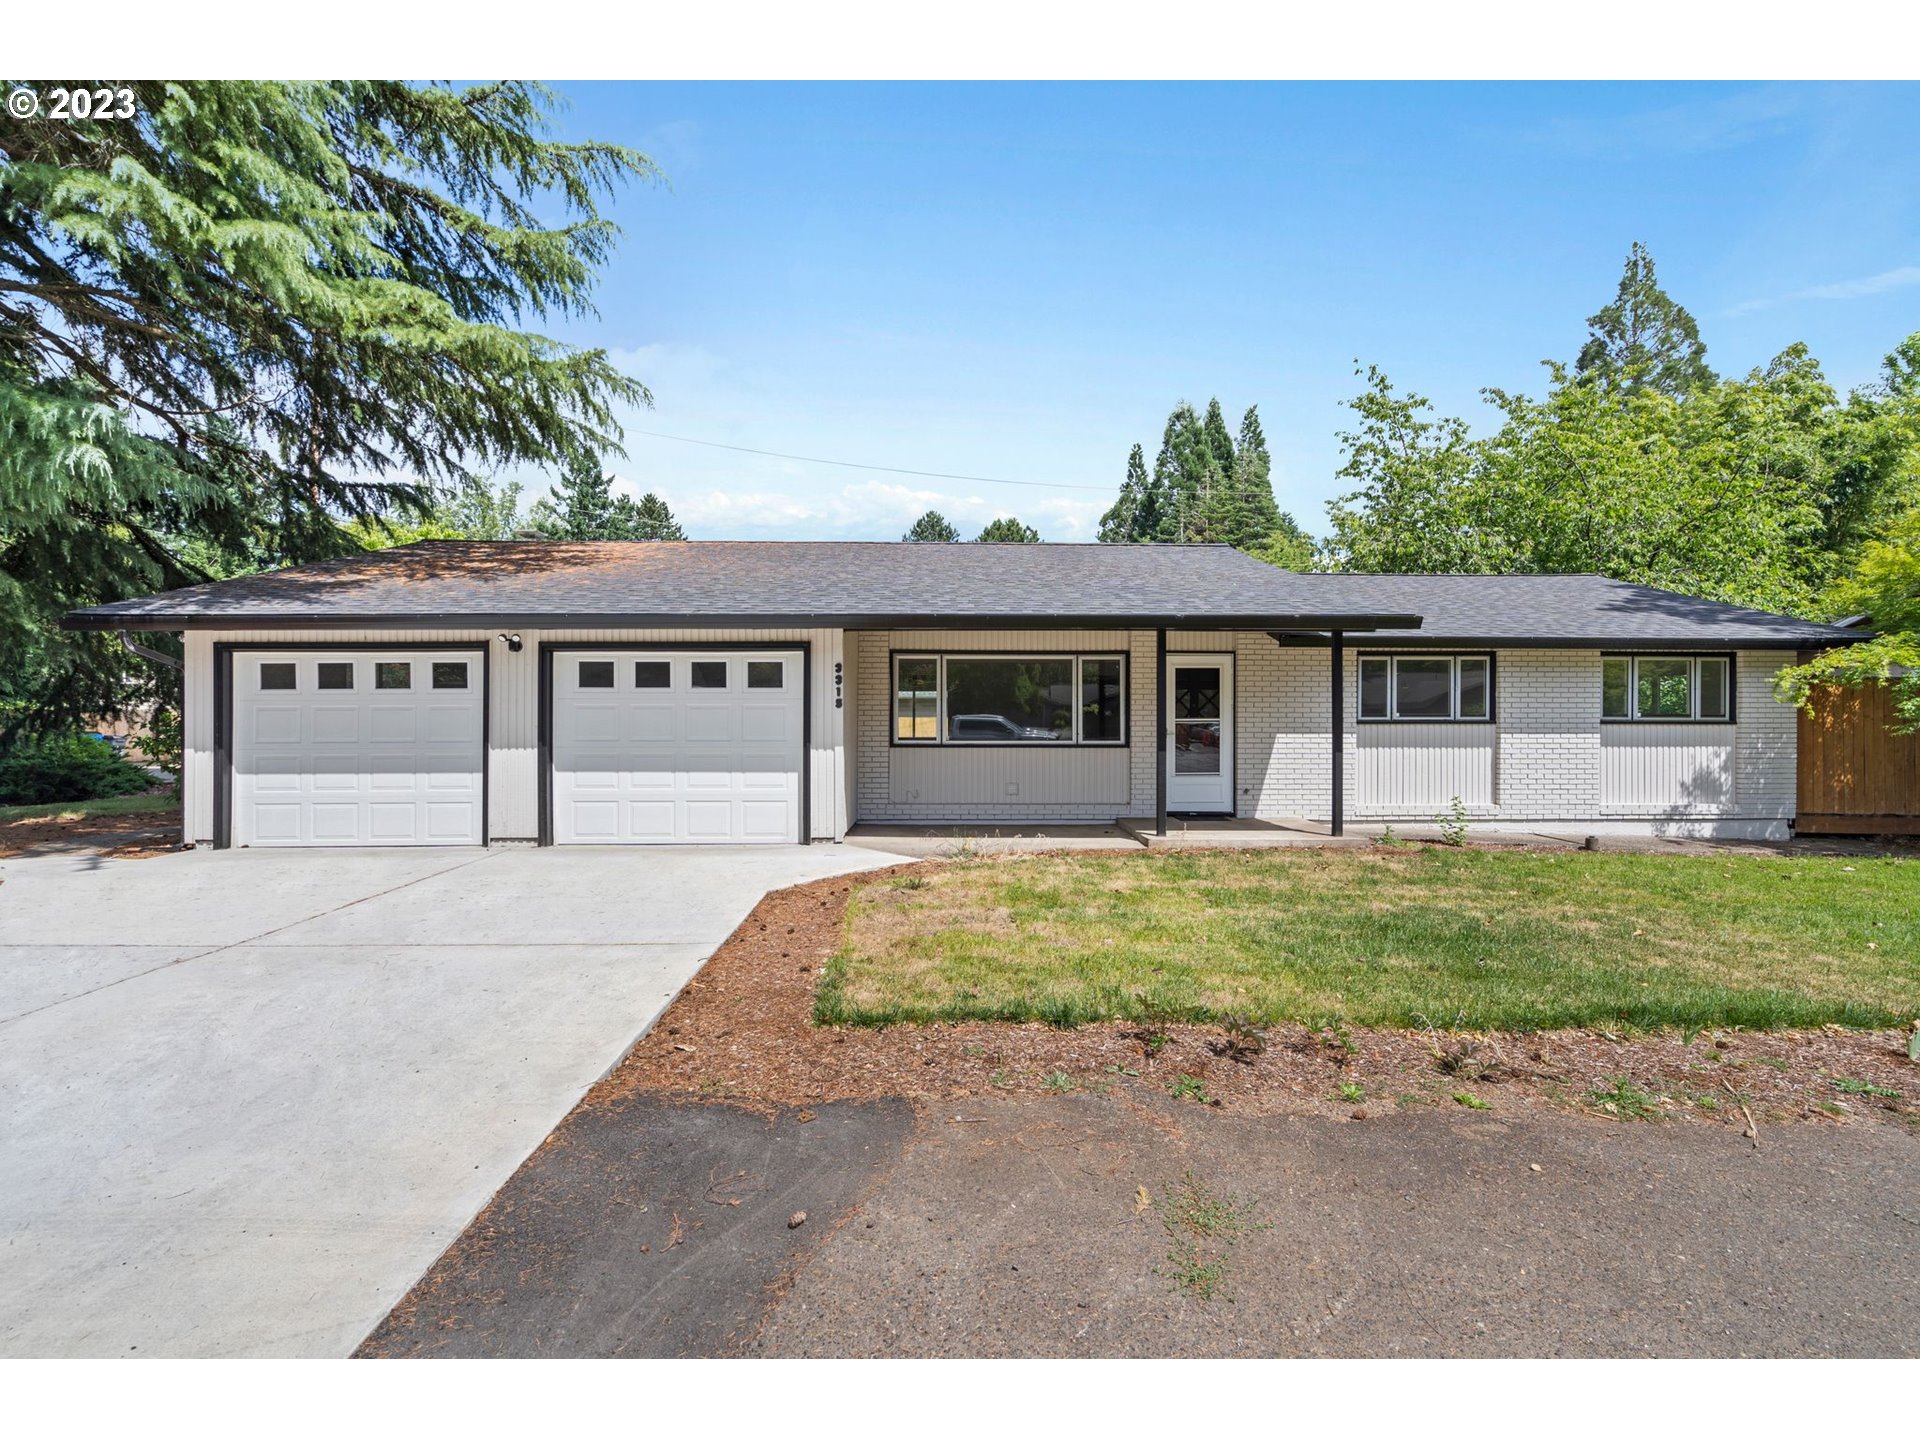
1357;653;1494;723
1602;654;1734;723
892;652;1128;747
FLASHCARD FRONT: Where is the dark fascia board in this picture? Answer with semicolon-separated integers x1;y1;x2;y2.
66;609;1428;633
1267;632;1851;651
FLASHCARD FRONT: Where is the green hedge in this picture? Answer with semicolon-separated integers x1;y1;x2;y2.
0;734;157;806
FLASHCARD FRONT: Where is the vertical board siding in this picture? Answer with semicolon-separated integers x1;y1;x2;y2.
186;630;1803;843
1797;682;1920;832
1600;725;1735;812
854;629;1154;821
187;626;847;844
1355;725;1496;812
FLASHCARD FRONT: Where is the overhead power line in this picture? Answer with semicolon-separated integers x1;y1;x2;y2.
627;428;1112;493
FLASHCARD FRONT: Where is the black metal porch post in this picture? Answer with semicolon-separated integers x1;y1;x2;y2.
1155;627;1168;836
1330;629;1345;837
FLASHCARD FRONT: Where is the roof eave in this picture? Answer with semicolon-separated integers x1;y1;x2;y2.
61;609;1428;634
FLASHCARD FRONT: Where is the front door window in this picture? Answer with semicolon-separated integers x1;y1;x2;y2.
1173;666;1222;775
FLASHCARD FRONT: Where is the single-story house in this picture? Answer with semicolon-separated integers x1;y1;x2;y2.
64;541;1860;848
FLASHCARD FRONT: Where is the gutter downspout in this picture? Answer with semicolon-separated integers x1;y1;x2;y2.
120;630;181;671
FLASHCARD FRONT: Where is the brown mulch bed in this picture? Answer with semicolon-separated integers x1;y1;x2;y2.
0;800;180;860
596;861;1920;1135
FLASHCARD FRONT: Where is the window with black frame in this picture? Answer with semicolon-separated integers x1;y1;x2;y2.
893;654;1125;745
1357;654;1492;721
1601;655;1730;721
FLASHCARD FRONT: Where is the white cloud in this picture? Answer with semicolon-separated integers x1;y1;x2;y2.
1727;264;1920;317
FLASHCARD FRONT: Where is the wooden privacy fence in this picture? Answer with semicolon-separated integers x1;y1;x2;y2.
1797;682;1920;835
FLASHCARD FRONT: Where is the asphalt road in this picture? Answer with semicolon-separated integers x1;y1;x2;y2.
363;1088;1918;1358
761;1096;1920;1357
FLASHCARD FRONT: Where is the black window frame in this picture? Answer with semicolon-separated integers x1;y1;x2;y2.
890;651;1129;747
1355;652;1496;723
1600;653;1736;724
633;660;672;689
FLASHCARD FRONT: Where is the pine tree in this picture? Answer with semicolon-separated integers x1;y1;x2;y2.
975;517;1041;543
904;509;961;542
1575;242;1716;396
1151;403;1212;541
529;454;615;539
1229;405;1283;544
609;492;686;540
1201;398;1237;478
1098;446;1151;542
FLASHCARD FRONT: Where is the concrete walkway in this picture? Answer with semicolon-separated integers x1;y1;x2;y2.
0;842;907;1357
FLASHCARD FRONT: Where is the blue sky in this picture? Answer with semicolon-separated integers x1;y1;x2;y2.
524;82;1920;542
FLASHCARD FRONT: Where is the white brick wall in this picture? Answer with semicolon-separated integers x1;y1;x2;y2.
850;633;1801;832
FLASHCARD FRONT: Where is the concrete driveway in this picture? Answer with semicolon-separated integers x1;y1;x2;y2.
0;842;906;1357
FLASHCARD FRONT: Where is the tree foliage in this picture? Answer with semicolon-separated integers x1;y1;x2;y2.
903;509;960;542
0;80;655;739
1325;352;1846;612
527;456;685;540
1099;400;1290;552
975;516;1041;543
345;476;527;548
1775;503;1920;730
1575;241;1715;396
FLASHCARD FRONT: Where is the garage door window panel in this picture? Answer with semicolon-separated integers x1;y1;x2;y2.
375;662;412;691
635;661;671;688
317;662;354;691
260;662;297;690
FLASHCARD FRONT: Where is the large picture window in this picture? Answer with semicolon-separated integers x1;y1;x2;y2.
1357;654;1493;722
1602;655;1731;722
893;654;1127;745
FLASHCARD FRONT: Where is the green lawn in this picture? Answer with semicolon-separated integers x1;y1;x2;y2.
818;847;1920;1032
0;793;177;823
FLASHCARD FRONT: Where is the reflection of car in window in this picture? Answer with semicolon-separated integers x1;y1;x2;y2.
949;713;1062;741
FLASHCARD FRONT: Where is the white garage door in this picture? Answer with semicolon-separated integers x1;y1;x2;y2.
233;650;485;847
551;649;805;844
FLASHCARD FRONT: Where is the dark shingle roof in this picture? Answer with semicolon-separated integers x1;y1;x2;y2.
63;541;1857;647
1262;573;1856;648
64;541;1418;632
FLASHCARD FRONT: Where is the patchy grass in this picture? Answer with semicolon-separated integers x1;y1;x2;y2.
1156;1169;1263;1301
817;848;1920;1032
0;792;175;823
1587;1077;1663;1119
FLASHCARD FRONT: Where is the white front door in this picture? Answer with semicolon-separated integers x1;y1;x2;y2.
1166;653;1234;813
233;650;485;846
551;649;805;844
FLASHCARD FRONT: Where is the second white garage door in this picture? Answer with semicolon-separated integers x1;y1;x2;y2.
551;649;805;844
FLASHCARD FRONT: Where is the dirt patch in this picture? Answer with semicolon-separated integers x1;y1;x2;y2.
599;860;1920;1133
0;801;180;860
